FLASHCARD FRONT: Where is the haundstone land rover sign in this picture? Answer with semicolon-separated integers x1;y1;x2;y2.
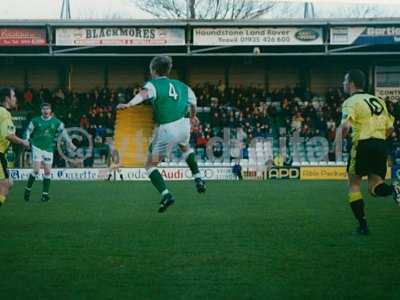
193;27;323;46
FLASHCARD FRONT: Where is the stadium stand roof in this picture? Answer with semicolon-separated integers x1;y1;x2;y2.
0;18;400;26
0;18;399;57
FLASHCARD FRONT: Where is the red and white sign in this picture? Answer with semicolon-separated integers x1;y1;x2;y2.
0;28;46;46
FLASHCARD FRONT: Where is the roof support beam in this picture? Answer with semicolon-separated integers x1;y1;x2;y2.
327;44;372;53
0;51;399;57
190;45;235;54
52;46;100;54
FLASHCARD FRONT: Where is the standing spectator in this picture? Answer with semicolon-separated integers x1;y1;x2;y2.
232;161;243;180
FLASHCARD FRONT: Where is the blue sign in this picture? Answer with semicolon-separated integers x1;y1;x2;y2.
331;27;400;45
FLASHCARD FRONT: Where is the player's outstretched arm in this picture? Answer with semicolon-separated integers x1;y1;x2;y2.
1;117;29;148
7;134;30;148
117;82;156;110
117;89;151;110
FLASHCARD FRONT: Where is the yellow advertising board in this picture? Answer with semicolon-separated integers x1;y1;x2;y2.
300;167;391;180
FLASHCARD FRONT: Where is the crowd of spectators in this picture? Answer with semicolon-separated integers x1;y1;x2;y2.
10;82;400;167
14;86;140;167
190;83;400;163
190;84;340;157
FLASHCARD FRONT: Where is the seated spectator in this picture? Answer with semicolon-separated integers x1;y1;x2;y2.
80;114;90;130
291;112;304;130
196;134;208;150
23;89;33;107
64;112;75;128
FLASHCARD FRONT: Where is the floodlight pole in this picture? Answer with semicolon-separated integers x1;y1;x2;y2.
304;2;315;19
186;0;196;19
61;0;71;20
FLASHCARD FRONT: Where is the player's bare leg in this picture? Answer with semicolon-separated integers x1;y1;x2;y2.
25;161;41;202
41;164;52;202
179;144;205;194
0;179;12;207
145;152;174;213
348;174;369;235
368;174;400;207
117;168;123;181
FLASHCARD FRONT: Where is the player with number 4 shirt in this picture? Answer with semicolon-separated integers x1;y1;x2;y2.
117;55;206;213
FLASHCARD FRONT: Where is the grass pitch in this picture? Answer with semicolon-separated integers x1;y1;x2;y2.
0;180;399;300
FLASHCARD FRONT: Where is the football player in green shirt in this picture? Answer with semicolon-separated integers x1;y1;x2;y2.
24;103;76;202
117;55;205;213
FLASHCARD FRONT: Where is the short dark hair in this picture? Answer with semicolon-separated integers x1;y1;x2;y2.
150;55;172;76
0;87;14;104
41;102;51;109
347;69;366;90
